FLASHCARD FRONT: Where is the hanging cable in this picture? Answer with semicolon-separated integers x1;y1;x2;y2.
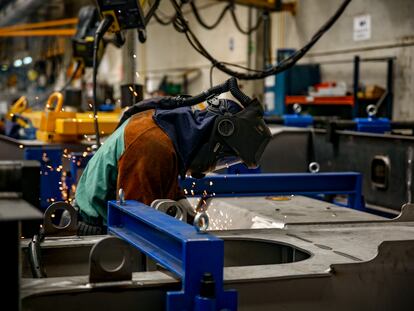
59;61;82;92
229;4;263;35
145;0;161;25
32;60;82;109
209;63;215;88
154;12;176;25
169;0;352;80
92;16;114;148
190;1;231;30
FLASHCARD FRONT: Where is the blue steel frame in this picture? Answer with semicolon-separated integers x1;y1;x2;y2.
108;200;237;311
107;172;364;311
180;172;364;211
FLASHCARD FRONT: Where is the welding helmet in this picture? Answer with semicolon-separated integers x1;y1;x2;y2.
188;97;272;178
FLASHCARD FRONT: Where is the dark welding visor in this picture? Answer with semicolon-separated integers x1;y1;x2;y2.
215;99;272;169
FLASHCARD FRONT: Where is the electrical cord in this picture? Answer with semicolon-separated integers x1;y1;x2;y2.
59;61;82;93
169;0;352;80
32;61;82;109
145;0;162;25
229;4;263;35
154;12;176;25
187;0;263;34
28;229;46;278
190;1;231;30
209;63;215;88
92;16;114;148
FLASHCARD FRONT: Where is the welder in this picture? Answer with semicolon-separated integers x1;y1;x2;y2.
74;79;272;235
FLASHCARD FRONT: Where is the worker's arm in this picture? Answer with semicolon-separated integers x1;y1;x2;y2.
117;112;184;205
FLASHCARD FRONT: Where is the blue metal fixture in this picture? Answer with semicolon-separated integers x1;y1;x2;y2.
107;172;364;310
180;173;364;211
108;200;237;311
226;163;261;174
283;114;314;128
24;147;63;209
66;152;94;195
354;117;391;134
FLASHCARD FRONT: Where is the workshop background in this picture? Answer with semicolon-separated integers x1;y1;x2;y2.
1;0;414;311
1;0;413;118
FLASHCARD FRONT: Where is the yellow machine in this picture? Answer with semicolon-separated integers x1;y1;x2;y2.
35;92;120;143
7;96;32;127
8;92;120;143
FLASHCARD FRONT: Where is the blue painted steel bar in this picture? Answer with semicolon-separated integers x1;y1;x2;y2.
226;163;261;174
180;172;364;210
283;114;314;128
354;117;391;134
107;200;237;311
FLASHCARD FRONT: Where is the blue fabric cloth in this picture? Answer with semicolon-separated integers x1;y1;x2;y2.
153;99;241;176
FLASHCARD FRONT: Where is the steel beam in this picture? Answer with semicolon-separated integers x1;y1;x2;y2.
107;200;237;311
181;173;364;210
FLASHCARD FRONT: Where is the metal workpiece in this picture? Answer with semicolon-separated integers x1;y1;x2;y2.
187;196;384;231
21;207;414;310
261;125;414;212
18;175;414;310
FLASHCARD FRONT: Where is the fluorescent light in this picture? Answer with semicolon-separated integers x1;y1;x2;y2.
23;56;32;65
14;59;23;67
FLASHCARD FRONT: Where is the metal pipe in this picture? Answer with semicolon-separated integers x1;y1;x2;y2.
0;18;78;33
0;29;76;37
306;40;414;57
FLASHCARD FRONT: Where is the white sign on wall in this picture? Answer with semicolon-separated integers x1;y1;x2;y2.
353;15;371;41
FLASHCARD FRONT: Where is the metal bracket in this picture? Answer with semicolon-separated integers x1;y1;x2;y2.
107;200;237;311
43;201;77;236
89;236;133;283
354;117;391;134
392;203;414;222
151;199;187;222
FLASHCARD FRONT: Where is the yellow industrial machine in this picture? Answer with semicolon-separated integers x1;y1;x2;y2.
6;92;120;143
7;96;32;127
33;92;119;143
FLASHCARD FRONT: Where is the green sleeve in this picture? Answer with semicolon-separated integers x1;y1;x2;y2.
75;120;129;223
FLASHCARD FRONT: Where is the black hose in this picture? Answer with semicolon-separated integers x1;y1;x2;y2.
28;231;46;278
145;0;161;25
58;61;82;93
228;77;251;104
169;77;251;107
